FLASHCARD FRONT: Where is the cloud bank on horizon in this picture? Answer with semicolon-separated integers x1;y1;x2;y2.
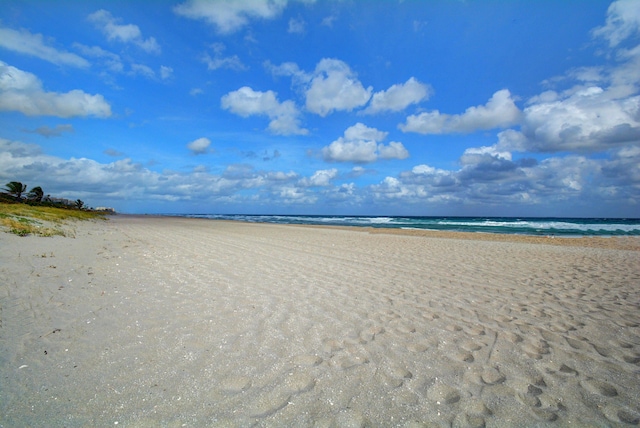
0;0;639;216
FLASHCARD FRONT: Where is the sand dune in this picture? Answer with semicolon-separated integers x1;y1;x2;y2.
1;216;639;427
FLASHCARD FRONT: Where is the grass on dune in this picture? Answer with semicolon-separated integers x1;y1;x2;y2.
0;202;106;237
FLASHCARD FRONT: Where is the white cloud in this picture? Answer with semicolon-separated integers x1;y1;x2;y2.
187;137;212;155
322;123;409;163
378;142;411;160
288;17;306;34
74;43;123;73
203;43;246;71
300;169;338;187
0;138;307;208
372;150;621;210
321;14;337;28
592;0;640;47
0;26;89;68
493;1;640;155
130;63;156;79
498;87;640;153
88;9;161;54
363;77;431;114
400;89;521;134
174;0;290;34
160;66;173;80
305;59;372;116
460;145;512;165
0;61;111;118
221;86;308;135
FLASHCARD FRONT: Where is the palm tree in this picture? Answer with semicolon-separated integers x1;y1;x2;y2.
75;199;84;209
3;181;28;200
27;186;44;202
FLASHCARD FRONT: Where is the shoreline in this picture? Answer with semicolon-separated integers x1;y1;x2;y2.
2;215;639;426
118;214;640;251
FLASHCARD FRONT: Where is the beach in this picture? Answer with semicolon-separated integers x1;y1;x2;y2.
1;215;639;427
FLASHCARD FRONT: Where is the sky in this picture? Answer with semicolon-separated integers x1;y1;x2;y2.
1;0;639;217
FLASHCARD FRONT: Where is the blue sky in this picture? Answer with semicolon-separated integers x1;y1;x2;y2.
1;0;639;216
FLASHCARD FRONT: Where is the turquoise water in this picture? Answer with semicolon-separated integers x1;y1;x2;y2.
177;215;640;237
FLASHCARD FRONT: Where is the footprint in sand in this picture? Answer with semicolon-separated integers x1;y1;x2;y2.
565;337;585;350
359;325;385;342
406;342;430;353
334;409;369;428
610;339;634;349
503;331;523;343
283;372;316;394
376;365;412;389
465;325;486;336
522;341;550;359
247;393;291;418
330;354;369;370
452;413;486;428
580;378;618;397
517;384;544;408
291;354;323;367
481;367;506;385
454;349;475;363
557;363;579;376
427;383;461;405
219;375;252;394
622;353;640;364
460;341;483;352
394;322;417;334
530;407;558;422
592;343;611;357
322;339;344;353
603;405;640;425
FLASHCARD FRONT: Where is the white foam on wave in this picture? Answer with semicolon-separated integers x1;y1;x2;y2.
437;219;640;233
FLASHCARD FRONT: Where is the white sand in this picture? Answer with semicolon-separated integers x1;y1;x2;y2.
1;216;639;427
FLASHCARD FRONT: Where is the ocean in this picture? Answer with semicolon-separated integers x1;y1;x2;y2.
176;215;640;237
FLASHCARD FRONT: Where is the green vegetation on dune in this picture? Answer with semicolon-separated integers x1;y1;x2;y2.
0;201;106;237
1;180;109;237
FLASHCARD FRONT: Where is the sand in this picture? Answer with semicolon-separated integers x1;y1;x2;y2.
1;215;639;427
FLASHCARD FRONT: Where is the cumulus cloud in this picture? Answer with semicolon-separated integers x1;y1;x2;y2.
0;138;307;208
0;61;111;118
499;87;640;153
482;0;639;156
400;89;521;134
371;150;610;210
300;169;338;186
0;26;89;68
187;137;212;155
322;123;409;163
174;0;291;34
221;86;308;135
305;59;372;116
363;77;431;114
88;9;161;54
267;59;373;116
